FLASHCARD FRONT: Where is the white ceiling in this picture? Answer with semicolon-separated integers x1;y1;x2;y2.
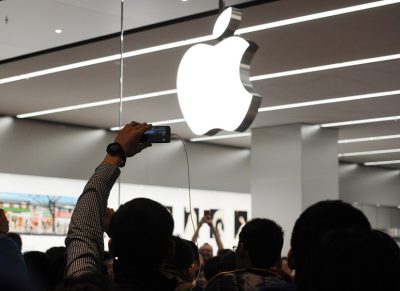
1;0;400;169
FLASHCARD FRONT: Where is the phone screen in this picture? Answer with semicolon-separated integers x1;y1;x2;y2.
141;126;171;143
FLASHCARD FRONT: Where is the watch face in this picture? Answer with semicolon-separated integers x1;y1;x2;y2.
106;142;127;167
107;142;123;155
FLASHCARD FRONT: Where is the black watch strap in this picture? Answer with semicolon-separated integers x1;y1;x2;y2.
106;142;127;168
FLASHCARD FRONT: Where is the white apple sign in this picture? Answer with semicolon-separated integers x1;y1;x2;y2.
177;7;261;136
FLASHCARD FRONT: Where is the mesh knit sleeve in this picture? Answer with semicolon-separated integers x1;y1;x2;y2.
65;162;120;278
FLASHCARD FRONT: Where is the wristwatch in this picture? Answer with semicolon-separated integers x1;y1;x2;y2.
106;142;126;168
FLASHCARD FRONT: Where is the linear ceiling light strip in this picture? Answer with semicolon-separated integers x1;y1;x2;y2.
16;53;400;119
110;117;185;131
258;89;400;112
236;0;400;35
0;55;120;85
321;115;400;127
338;148;400;157
365;160;400;166
16;89;177;118
192;131;400;143
1;0;399;86
0;35;215;86
250;53;400;81
190;132;251;142
339;134;400;143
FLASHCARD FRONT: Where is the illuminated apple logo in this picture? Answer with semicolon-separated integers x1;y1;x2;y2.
177;7;261;136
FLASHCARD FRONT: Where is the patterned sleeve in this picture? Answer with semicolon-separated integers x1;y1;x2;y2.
65;162;120;278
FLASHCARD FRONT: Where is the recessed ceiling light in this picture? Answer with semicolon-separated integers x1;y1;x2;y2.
364;160;400;166
55;29;62;34
338;148;400;157
338;134;400;144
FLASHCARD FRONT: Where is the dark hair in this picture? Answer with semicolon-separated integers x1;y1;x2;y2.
188;241;200;262
302;228;400;291
168;236;194;271
217;249;233;256
203;255;223;281
109;198;174;270
23;251;50;291
57;273;113;291
239;218;283;269
46;246;66;264
48;252;67;291
291;200;371;288
7;232;22;250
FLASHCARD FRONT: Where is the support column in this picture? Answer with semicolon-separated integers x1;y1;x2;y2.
251;124;339;254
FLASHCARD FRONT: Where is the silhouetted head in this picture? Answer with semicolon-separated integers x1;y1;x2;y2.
7;232;22;250
57;273;113;291
237;218;284;269
109;198;174;270
167;236;194;271
290;200;371;287
23;251;50;291
302;228;400;291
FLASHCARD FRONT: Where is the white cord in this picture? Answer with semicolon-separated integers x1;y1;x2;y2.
171;134;201;291
171;134;196;237
117;0;125;207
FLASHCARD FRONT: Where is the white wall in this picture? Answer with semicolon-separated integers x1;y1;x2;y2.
0;117;251;193
339;163;400;206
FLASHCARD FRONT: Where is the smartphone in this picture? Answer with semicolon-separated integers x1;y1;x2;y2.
204;210;211;217
140;126;171;143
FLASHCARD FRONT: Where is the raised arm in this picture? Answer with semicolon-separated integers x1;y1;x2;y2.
192;216;206;243
206;216;224;251
65;121;151;277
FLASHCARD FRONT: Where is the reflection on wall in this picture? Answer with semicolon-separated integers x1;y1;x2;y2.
234;210;247;239
0;172;251;252
183;207;199;239
210;209;224;238
118;183;251;251
0;193;76;235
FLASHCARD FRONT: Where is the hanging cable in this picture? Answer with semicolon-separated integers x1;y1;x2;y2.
171;134;196;236
117;0;125;207
172;133;201;291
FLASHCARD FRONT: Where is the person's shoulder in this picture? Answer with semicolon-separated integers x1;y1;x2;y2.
258;281;296;291
210;269;295;291
204;269;243;291
252;269;296;291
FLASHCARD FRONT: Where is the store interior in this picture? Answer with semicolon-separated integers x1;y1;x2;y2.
0;0;399;252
